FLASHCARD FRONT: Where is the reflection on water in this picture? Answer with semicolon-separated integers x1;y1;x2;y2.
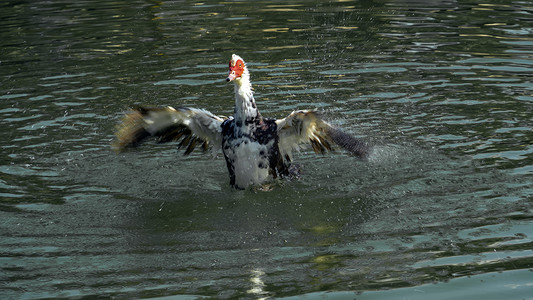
1;0;532;299
248;269;269;299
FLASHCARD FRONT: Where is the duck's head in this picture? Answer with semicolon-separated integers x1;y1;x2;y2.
226;54;247;82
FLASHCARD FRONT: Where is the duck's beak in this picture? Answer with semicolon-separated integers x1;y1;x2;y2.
226;71;237;82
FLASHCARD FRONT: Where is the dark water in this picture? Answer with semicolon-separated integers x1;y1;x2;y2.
1;0;532;299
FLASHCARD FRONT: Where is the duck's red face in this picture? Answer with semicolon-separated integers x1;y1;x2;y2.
227;59;245;82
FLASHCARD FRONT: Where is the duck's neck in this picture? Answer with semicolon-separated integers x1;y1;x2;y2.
233;72;262;129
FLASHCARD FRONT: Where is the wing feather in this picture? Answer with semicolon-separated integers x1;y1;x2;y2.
276;110;370;161
113;106;225;155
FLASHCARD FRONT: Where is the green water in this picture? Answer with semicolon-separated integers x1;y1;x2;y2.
1;0;532;299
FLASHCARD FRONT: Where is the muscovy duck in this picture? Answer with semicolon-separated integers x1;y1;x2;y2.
113;54;370;189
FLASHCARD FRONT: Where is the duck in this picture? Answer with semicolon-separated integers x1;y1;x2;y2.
113;54;370;189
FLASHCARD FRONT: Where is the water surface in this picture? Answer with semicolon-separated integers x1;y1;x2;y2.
1;0;532;299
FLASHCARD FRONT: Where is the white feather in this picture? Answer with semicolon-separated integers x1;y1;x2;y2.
276;109;332;161
142;107;225;154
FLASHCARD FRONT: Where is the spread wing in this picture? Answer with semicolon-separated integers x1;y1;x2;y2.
275;110;370;161
113;106;225;155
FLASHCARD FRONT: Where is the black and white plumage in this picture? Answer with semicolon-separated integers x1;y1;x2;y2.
113;54;370;189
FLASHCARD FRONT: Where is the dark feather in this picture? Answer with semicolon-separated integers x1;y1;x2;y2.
321;135;333;152
201;140;209;151
178;134;192;150
310;139;325;154
184;137;199;155
157;126;188;143
326;127;371;158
